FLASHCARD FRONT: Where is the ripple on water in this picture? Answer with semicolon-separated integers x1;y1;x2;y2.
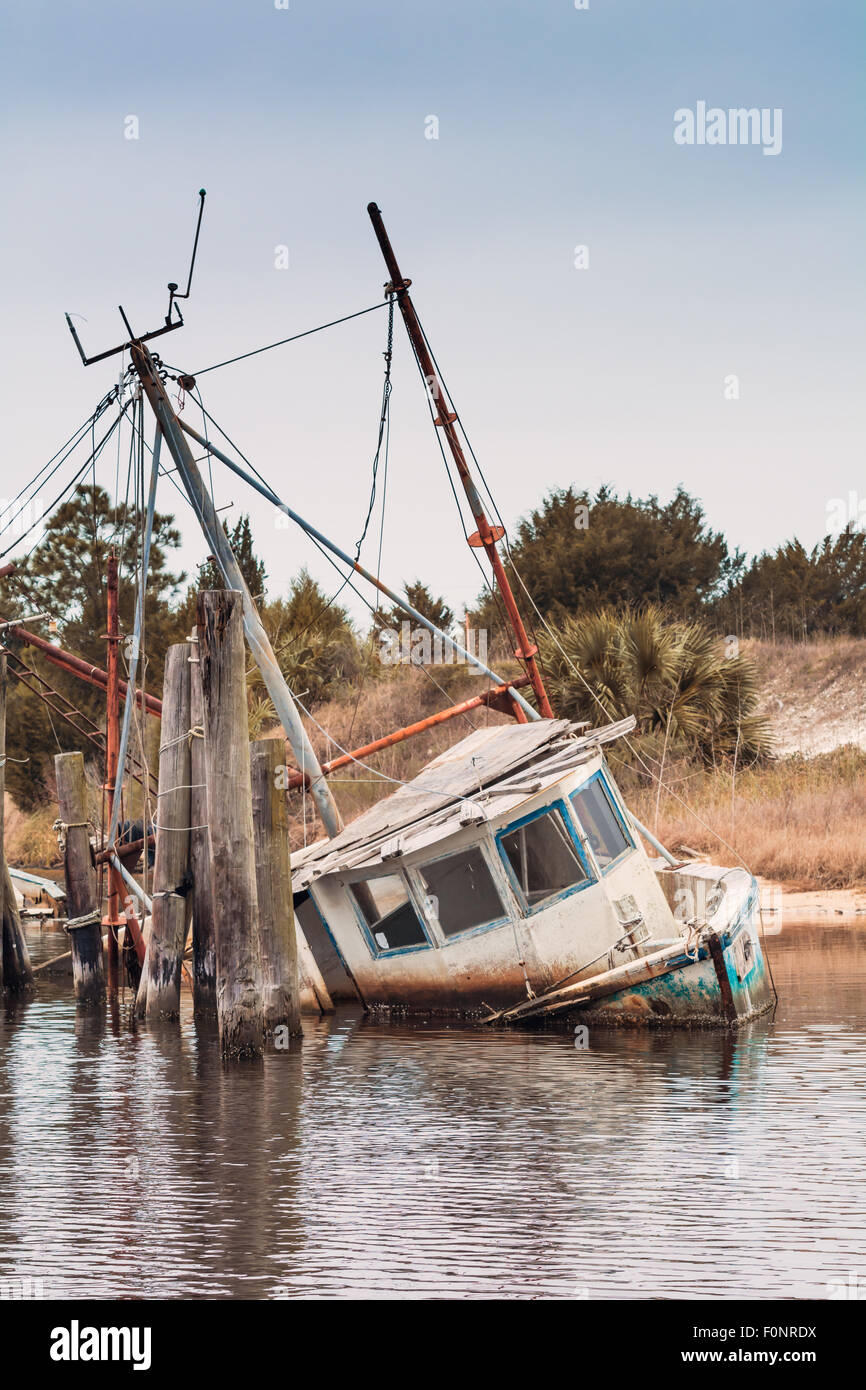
1;922;865;1298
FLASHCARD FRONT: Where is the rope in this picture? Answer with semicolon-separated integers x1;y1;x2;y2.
53;818;94;855
153;820;209;832
353;294;394;562
158;726;204;753
65;909;101;932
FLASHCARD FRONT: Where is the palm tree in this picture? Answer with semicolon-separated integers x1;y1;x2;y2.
540;605;772;765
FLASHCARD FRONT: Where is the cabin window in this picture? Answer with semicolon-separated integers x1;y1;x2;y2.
498;807;589;908
570;776;633;870
418;846;504;939
348;874;428;953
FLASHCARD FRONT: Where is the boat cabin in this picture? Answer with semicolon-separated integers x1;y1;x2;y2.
291;717;682;1014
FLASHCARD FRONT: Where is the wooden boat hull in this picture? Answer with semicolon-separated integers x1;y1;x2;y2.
567;897;774;1030
291;736;777;1031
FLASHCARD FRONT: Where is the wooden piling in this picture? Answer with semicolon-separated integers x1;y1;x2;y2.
139;644;192;1019
0;650;4;994
2;858;34;992
189;643;217;1016
198;590;264;1057
54;751;105;1005
250;738;301;1035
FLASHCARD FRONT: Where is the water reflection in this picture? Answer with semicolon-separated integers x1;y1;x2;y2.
1;923;865;1299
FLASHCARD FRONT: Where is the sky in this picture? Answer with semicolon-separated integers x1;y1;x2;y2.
0;0;863;627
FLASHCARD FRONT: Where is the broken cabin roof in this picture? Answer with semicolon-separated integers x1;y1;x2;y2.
292;715;636;884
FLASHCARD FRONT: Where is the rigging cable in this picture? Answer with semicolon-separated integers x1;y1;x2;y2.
346;294;395;743
0;401;134;561
190;395;484;742
190;394;380;646
405;306;516;661
353;293;394;563
400;306;762;877
0;384;126;545
185;300;390;378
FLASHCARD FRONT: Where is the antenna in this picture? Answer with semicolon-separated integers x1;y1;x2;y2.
65;189;207;367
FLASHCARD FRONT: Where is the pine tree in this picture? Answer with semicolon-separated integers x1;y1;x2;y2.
196;513;267;599
469;485;742;628
4;484;185;809
383;580;454;634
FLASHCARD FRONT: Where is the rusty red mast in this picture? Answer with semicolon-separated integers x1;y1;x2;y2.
367;203;553;720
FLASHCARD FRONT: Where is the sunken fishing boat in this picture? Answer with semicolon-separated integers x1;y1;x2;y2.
291;715;775;1028
30;192;775;1033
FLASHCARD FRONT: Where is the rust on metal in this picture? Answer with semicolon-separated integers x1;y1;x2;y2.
366;202;554;720
467;525;505;548
707;930;738;1024
282;676;532;790
11;623;162;716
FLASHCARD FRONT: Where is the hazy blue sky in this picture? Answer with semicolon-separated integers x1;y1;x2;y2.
1;0;863;624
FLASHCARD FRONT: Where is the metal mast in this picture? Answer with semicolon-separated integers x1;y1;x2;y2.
129;341;344;839
366;203;553;719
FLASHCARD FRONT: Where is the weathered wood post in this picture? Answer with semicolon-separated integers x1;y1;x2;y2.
189;640;217;1016
198;590;264;1057
2;655;35;989
250;738;301;1036
0;649;4;994
54;752;105;1005
2;860;35;991
138;644;192;1019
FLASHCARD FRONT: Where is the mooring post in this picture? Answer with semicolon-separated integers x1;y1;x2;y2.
250;738;301;1036
138;644;192;1019
2;859;35;991
0;650;4;993
1;652;34;992
54;751;105;1005
198;591;264;1057
103;551;121;993
189;636;216;1016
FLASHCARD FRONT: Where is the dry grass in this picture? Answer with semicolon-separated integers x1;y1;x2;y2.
4;799;63;867
6;637;865;889
630;745;866;890
279;663;518;849
4;763;104;869
746;634;866;689
746;636;866;757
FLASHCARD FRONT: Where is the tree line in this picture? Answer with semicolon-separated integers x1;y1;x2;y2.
468;485;866;643
3;479;862;807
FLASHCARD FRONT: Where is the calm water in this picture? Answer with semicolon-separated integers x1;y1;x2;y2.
1;921;865;1300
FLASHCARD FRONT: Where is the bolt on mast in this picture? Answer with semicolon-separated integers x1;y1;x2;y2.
366;203;553;719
